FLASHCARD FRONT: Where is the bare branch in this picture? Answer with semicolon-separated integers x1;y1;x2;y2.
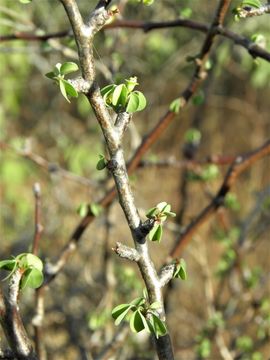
0;272;38;360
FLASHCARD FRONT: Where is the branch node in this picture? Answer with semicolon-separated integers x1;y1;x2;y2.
159;264;175;287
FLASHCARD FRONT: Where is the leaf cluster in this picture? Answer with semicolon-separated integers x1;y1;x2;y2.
145;202;176;242
45;62;79;103
101;77;147;113
0;253;44;290
112;297;167;338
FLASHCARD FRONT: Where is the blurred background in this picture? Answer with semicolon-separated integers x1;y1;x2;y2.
0;1;270;359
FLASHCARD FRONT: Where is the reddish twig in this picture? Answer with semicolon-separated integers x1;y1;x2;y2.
1;19;269;62
32;183;43;256
167;139;270;261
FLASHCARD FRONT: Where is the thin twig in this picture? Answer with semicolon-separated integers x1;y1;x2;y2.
167;139;270;261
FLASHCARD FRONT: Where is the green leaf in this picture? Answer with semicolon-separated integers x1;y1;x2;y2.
125;76;138;93
54;63;62;76
133;91;147;111
169;98;181;113
18;253;43;272
0;259;16;271
90;203;103;217
112;84;128;107
101;84;116;97
126;92;140;113
112;304;131;325
148;224;163;242
241;0;262;9
77;203;89;217
192;91;205;105
180;7;192;19
150;314;167;338
163;211;176;217
130;297;145;306
143;0;155;5
184;128;201;144
129;310;145;333
20;268;44;289
59;79;70;103
61;79;78;99
146;206;159;218
96;154;107;170
45;71;57;80
149;301;162;310
101;84;116;106
174;259;187;280
156;202;168;212
60;62;79;75
19;0;32;3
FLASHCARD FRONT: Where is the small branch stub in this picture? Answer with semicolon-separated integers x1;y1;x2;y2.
113;242;140;262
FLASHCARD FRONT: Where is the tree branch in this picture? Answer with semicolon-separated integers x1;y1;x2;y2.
0;273;38;360
167;139;270;261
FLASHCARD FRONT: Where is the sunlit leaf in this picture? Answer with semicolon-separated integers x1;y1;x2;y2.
18;253;43;272
132;91;147;111
129;310;145;333
126;92;140;113
59;79;70;103
0;259;16;271
148;224;163;242
20;268;44;289
112;304;131;325
60;62;79;75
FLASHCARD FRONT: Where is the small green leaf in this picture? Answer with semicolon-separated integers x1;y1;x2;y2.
0;259;16;271
126;92;140;113
45;71;56;80
90;203;103;217
20;268;44;289
150;314;167;338
61;79;78;99
174;259;187;280
149;301;162;310
18;253;43;272
101;84;116;97
132;91;147;111
112;84;128;107
169;98;181;114
59;79;70;103
129;310;145;333
54;63;62;76
156;202;168;212
180;7;192;18
130;297;145;306
60;62;79;75
125;76;138;93
241;0;262;9
143;0;155;5
77;203;89;217
148;224;163;242
146;206;159;218
19;0;32;3
192;91;205;105
184;128;201;144
96;154;107;170
163;211;176;217
112;304;131;325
